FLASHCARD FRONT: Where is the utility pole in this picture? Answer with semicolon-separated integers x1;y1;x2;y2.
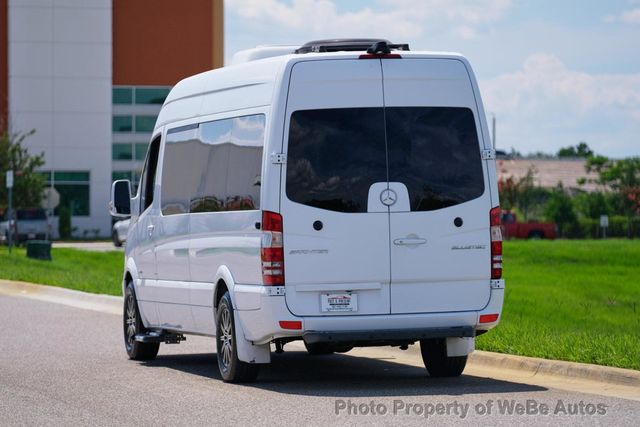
6;170;13;254
492;114;497;149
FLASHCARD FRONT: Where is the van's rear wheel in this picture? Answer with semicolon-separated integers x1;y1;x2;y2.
420;338;467;377
124;282;159;360
216;292;259;382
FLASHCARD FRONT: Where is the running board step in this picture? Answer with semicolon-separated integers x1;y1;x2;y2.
134;331;186;344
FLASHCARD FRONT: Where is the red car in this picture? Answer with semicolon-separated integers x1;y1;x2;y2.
501;211;557;239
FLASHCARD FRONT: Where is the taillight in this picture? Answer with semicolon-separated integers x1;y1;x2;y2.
261;211;284;286
358;53;402;59
490;206;502;279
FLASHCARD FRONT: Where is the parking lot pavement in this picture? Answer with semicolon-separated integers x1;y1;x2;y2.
0;294;638;426
52;241;122;252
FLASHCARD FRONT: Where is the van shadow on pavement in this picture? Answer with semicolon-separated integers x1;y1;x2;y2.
142;350;546;397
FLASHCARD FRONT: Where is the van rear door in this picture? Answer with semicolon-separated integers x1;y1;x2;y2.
282;59;391;316
382;59;492;314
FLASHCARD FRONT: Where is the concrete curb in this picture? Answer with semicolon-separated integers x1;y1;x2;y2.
0;279;122;315
468;350;640;389
1;279;638;391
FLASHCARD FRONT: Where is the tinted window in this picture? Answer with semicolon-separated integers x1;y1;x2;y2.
161;115;265;216
161;126;198;215
113;88;132;104
112;116;132;132
135;116;157;133
386;107;484;211
286;108;387;213
112;143;133;160
139;138;161;212
135;88;170;104
17;209;47;220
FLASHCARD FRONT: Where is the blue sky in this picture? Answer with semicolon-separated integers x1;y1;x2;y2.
225;0;640;157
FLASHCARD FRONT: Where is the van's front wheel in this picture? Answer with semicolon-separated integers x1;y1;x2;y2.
216;292;259;382
124;282;159;360
420;338;467;377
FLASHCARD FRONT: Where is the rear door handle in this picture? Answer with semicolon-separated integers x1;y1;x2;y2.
393;237;427;246
147;224;155;236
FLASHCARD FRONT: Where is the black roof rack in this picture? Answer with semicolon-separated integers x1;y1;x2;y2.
295;38;410;54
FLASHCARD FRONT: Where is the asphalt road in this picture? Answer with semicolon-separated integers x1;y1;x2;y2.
1;295;638;426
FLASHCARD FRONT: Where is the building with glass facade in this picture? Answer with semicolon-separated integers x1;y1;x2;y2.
0;0;224;237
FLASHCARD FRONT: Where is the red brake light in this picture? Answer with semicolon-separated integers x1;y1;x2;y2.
261;211;284;286
359;53;402;59
279;321;302;330
490;206;502;280
479;313;499;323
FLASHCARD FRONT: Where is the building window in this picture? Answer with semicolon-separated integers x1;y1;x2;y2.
112;170;142;192
113;116;133;132
113;88;133;104
135;116;156;133
135;88;170;104
41;171;91;216
112;143;133;160
134;143;148;160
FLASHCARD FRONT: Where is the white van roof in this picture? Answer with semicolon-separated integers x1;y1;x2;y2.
157;42;468;131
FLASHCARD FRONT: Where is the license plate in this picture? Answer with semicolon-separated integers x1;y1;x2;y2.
321;293;357;312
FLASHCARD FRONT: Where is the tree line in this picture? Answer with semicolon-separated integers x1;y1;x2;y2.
499;143;640;238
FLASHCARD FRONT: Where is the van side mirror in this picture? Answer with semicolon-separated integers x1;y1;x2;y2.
109;180;132;217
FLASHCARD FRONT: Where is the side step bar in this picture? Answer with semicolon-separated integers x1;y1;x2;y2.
134;331;186;344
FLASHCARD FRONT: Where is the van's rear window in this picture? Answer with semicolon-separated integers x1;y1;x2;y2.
286;108;387;213
286;107;484;213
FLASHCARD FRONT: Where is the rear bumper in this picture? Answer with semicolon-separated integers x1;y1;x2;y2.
234;279;505;345
303;326;475;346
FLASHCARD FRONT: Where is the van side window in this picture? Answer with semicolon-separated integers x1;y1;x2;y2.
161;114;265;216
139;136;161;212
161;125;199;215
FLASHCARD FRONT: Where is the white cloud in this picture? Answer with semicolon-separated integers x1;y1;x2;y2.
226;0;512;41
604;7;640;24
480;54;640;156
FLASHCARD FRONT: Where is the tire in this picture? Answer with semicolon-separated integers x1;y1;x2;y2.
124;282;159;360
420;338;467;377
112;230;123;247
216;292;259;382
304;342;335;355
528;230;544;239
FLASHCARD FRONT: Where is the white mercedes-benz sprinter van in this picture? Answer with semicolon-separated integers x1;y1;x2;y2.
110;39;504;383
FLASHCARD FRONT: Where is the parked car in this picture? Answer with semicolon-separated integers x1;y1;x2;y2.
501;210;557;239
112;219;130;247
0;208;49;244
109;39;505;382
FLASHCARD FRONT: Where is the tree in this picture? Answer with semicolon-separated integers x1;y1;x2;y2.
557;142;594;158
545;184;577;237
586;156;640;237
0;130;46;211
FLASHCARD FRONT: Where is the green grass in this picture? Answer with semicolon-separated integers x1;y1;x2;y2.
0;247;123;295
477;240;640;370
0;240;638;370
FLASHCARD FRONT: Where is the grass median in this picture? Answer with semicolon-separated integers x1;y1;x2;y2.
0;247;123;295
476;240;640;370
0;240;638;370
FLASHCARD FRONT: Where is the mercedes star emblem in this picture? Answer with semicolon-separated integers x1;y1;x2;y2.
380;189;398;206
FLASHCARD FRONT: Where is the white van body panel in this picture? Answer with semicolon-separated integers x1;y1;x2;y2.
121;50;504;362
381;59;492;313
280;59;392;316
